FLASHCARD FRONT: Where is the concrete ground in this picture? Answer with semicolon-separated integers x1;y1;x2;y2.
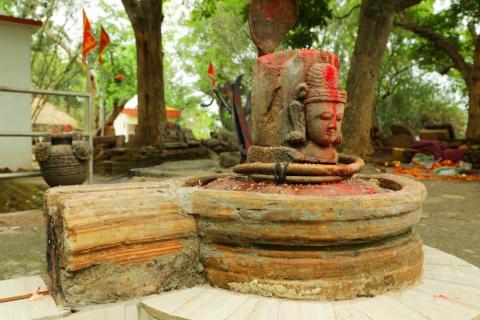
417;179;480;266
0;165;479;281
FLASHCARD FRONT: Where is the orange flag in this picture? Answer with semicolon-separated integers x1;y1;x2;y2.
82;10;96;64
98;26;110;64
208;61;215;88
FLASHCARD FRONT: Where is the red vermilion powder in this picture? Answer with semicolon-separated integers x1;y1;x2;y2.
202;177;390;197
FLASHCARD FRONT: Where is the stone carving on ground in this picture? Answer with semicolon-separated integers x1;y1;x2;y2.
162;122;200;149
203;129;239;154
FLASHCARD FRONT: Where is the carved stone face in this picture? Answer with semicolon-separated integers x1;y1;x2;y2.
306;101;344;146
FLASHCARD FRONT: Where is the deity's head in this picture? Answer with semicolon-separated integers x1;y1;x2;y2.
304;63;346;147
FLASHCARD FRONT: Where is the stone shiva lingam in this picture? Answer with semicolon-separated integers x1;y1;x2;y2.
194;48;425;300
233;49;364;184
186;0;425;300
43;0;426;309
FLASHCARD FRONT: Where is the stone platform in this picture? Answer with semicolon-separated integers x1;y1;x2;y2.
1;246;479;319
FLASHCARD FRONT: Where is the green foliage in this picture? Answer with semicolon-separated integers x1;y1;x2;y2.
375;28;467;137
3;0;88;125
375;71;467;137
401;0;479;75
283;0;332;49
96;1;138;114
179;0;255;91
168;0;256;134
3;0;471;140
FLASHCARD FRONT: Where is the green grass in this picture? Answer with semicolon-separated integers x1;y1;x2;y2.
0;181;47;213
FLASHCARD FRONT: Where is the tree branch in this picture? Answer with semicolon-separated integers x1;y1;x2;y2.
30;10;84;70
474;36;480;73
121;0;139;23
394;0;422;12
467;21;477;40
438;63;455;75
333;4;360;20
395;15;472;79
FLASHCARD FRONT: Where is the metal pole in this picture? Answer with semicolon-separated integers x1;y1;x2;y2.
88;92;94;184
0;131;49;137
0;85;93;183
0;171;41;179
100;68;107;136
0;85;90;98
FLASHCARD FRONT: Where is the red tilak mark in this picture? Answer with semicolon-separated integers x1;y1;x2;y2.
257;52;276;62
260;0;280;21
363;187;375;194
331;103;337;129
433;294;450;301
257;52;293;67
333;55;339;69
323;65;336;88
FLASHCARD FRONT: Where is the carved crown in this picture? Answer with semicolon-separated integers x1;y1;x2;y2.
304;63;347;104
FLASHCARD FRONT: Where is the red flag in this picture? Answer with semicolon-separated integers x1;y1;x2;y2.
208;62;215;88
82;10;96;64
97;26;110;64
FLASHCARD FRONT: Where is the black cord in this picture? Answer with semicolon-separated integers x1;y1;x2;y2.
274;161;290;184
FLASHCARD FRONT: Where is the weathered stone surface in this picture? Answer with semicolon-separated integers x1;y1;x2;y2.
44;173;426;304
201;232;423;300
187;174;425;223
218;152;241;168
196;209;421;245
251;50;339;147
183;173;426;299
44;181;204;306
94;146;209;176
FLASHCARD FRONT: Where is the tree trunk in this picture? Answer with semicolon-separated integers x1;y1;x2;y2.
466;78;480;140
86;69;99;133
122;0;166;147
342;0;421;156
467;38;480;140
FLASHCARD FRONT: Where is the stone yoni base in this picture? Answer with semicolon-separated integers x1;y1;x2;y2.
44;173;426;306
202;232;423;300
138;246;480;320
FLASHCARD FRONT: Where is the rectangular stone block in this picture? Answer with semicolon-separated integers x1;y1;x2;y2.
44;181;204;307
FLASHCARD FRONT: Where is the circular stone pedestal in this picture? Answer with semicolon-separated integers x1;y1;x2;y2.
186;174;426;300
139;246;480;320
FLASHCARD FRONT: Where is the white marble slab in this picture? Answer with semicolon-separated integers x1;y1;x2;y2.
138;246;480;320
1;246;478;320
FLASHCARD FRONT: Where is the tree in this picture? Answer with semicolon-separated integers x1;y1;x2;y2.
4;0;89;127
341;0;422;156
281;0;331;49
181;0;332;131
180;0;255;130
122;0;166;147
396;0;480;141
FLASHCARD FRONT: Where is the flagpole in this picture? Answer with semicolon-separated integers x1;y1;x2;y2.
100;66;107;136
98;26;111;137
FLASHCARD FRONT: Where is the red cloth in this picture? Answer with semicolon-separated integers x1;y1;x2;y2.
98;26;110;64
410;140;443;159
82;10;96;63
410;140;464;162
443;148;464;163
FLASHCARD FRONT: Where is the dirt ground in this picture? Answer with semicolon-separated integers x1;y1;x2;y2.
0;169;479;281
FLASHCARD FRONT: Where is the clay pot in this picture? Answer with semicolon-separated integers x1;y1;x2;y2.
34;133;91;187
